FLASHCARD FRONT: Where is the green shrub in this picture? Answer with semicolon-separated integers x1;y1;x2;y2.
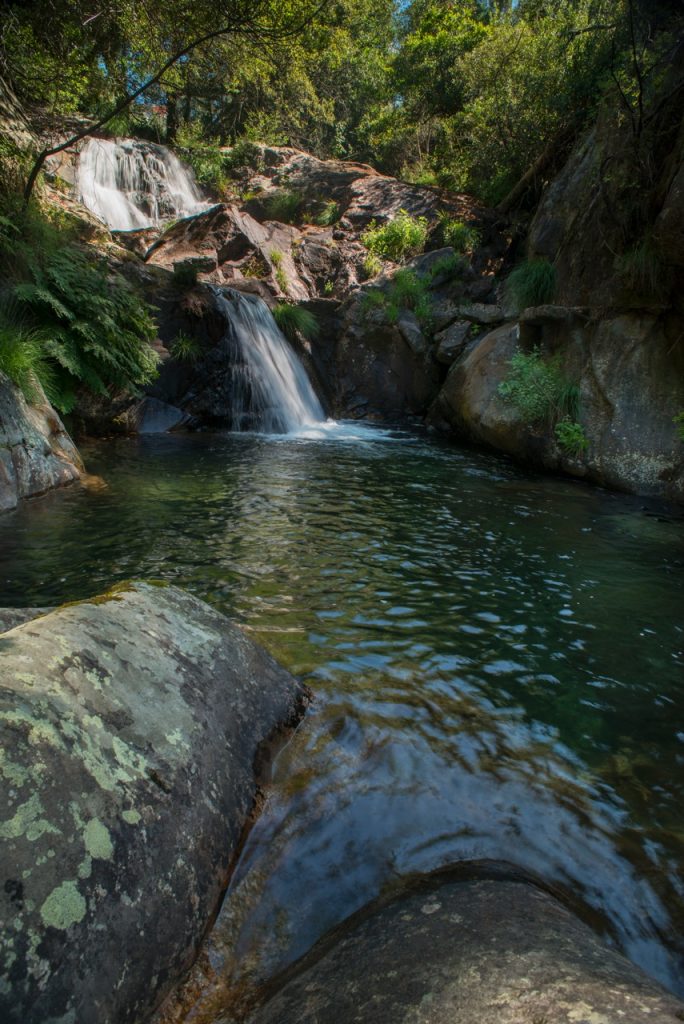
390;268;425;308
363;252;382;278
361;209;429;263
360;268;434;329
498;347;578;425
12;246;158;413
323;280;334;295
505;259;557;311
172;262;198;291
269;249;289;293
264;190;305;224
617;235;668;299
674;411;684;441
555;418;589;456
427;253;465;282
439;215;480;253
360;289;386;317
273;303;320;341
315;200;340;226
169;332;201;363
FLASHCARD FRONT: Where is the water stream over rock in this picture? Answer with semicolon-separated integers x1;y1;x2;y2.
77;137;207;231
213;289;327;434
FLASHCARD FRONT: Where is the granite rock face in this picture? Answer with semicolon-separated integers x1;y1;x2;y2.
0;583;308;1024
0;372;83;513
249;876;684;1024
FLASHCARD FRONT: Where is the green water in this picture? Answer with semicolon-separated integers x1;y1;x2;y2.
1;429;683;1004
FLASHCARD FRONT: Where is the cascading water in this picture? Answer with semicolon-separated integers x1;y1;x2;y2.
77;137;208;231
213;288;327;434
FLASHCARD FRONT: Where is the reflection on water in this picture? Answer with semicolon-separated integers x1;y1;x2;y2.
1;429;683;1011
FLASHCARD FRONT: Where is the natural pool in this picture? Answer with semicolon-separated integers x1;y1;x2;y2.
1;429;683;1010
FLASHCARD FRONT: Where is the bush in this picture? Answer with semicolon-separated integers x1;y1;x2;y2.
360;268;434;330
361;209;429;263
555;418;589;456
264;190;305;224
273;303;320;341
363;252;382;278
439;215;479;253
498;347;578;425
315;200;340;226
169;332;201;363
505;259;557;311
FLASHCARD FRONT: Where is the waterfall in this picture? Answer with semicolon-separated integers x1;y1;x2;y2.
77;138;208;231
213;288;326;434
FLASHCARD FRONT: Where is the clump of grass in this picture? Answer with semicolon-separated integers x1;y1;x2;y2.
362;209;428;263
505;259;557;312
427;253;465;282
555;418;589;456
617;235;668;299
438;214;480;253
315;200;340;226
241;253;270;279
360;268;433;329
264;190;305;224
273;303;320;341
269;250;289;294
363;252;382;278
674;411;684;441
0;306;52;406
498;347;579;425
172;262;198;291
169;332;201;364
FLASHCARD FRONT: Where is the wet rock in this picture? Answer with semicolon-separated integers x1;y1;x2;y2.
0;608;49;632
249;876;684;1024
0;582;308;1024
0;372;83;512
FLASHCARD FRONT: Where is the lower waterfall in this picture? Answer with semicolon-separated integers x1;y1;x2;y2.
214;289;327;434
77;137;207;231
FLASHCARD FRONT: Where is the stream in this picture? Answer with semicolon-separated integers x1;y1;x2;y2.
1;428;683;1011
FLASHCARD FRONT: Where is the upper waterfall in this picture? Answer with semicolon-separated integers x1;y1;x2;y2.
77;138;208;231
213;288;326;434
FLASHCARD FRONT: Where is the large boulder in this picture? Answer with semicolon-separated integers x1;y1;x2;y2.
429;313;684;500
0;372;83;512
249;875;684;1024
0;583;308;1024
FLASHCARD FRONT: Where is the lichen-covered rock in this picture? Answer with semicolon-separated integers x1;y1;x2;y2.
0;583;308;1024
249;876;684;1024
0;372;83;512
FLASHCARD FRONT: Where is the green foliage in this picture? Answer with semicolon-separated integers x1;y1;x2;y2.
241;253;270;279
172;263;198;291
498;347;579;426
264;190;305;224
360;267;434;329
617;235;667;298
0;305;52;406
361;209;429;263
363;252;383;278
269;250;289;294
674;412;684;442
315;200;341;226
273;303;319;341
427;253;465;282
10;244;158;412
169;332;201;363
439;216;479;253
505;260;557;312
323;280;334;295
555;419;589;457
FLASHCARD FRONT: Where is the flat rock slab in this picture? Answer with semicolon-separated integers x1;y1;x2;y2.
0;582;308;1024
249;877;684;1024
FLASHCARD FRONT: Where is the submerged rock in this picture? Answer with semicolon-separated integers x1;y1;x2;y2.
249;875;684;1024
0;372;83;512
0;582;308;1024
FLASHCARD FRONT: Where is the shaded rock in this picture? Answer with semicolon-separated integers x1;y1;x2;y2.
0;372;83;512
457;301;504;324
396;310;428;356
0;582;308;1024
249;875;684;1024
122;397;189;434
435;320;470;364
